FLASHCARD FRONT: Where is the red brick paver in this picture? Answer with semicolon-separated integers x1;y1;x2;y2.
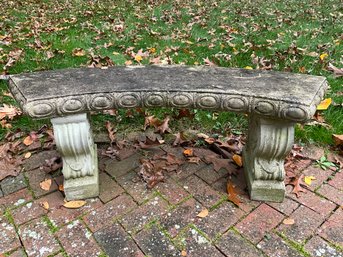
317;183;343;205
83;194;136;232
215;230;264;257
19;218;60;257
318;208;343;246
235;203;284;243
0;215;21;254
57;220;102;257
277;205;324;243
305;235;343;257
257;233;303;257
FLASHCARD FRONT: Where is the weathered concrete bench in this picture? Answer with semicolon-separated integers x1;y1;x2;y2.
8;65;328;202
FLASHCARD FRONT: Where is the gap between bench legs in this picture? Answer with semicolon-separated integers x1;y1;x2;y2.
51;113;99;200
243;114;294;202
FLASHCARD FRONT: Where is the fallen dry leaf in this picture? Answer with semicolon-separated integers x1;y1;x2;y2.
304;176;316;186
181;250;187;256
155;116;172;134
227;180;241;206
58;184;64;192
286;174;308;197
174;109;194;120
183;149;193;157
40;201;50;210
188;156;201;164
144;115;161;130
317;98;332;110
196;208;209;218
39;179;52;191
282;218;295;225
232;154;243;167
105;121;116;143
327;63;343;78
332;134;343;146
0;104;22;120
23;135;34;146
24;152;32;159
72;48;86;57
63;200;86;209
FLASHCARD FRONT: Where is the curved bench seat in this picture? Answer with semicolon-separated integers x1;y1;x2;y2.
9;65;327;121
8;65;328;202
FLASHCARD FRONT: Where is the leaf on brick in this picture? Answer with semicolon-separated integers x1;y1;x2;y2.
183;149;193;157
63;200;86;209
232;154;243;167
286;174;308;197
39;179;52;191
304;176;316;185
282;218;295;225
40;201;50;210
187;156;201;164
227;180;241;206
196;208;209;218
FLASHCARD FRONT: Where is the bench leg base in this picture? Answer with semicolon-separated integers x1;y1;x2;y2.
64;145;99;200
243;115;294;202
51;113;99;200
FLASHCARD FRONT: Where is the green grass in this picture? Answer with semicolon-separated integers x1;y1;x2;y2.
0;0;342;144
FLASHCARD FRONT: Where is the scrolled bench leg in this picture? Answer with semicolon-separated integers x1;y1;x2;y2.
243;114;294;202
51;113;99;200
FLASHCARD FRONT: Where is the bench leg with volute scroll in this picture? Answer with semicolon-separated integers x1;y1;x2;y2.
243;114;294;202
51;113;99;200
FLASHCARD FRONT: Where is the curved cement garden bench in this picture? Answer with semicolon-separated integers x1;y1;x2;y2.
8;65;328;202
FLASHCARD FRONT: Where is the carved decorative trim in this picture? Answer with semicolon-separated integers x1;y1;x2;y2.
51;114;95;179
9;68;328;122
243;115;294;181
15;79;327;122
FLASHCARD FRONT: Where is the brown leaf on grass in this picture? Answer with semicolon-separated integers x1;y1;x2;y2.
203;57;217;66
327;63;343;78
227;180;241;206
286;174;308;198
332;134;343;146
0;104;22;120
72;48;86;57
173;132;187;146
174;109;194;120
88;54;114;68
105;121;116;143
196;208;209;218
63;200;86;209
39;179;52;191
3;49;23;71
144;115;161;130
155;116;172;134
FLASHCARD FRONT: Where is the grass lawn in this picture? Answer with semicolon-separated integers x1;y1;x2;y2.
0;0;342;145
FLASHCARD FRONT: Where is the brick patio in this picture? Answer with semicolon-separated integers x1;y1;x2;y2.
0;144;342;257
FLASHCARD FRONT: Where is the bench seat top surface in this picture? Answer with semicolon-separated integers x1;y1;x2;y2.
8;65;327;121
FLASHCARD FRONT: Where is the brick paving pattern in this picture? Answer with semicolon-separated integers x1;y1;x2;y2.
0;144;342;257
